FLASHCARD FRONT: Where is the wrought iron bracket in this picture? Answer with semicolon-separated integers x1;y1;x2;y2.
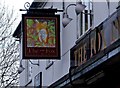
20;2;63;14
29;60;39;66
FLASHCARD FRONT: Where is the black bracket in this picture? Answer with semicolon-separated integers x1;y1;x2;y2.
69;66;78;86
20;2;63;15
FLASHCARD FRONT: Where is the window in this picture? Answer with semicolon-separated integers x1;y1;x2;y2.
34;72;42;88
79;0;93;36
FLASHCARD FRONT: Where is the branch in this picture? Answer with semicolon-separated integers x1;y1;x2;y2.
5;73;19;88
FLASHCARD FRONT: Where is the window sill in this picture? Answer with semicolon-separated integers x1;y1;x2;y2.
76;29;91;44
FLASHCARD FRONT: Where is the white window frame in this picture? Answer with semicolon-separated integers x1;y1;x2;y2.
79;0;93;37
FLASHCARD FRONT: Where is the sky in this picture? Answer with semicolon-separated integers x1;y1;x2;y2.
5;0;33;11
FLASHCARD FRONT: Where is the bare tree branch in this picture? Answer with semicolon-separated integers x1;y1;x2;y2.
0;1;20;87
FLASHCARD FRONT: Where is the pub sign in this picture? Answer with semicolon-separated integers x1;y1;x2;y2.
22;14;60;59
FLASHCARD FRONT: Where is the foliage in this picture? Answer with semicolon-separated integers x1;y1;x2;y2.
0;1;20;87
27;19;56;47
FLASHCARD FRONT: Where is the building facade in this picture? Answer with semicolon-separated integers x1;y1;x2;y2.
13;0;120;87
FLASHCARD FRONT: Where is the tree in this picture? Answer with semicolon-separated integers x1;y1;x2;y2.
0;1;20;87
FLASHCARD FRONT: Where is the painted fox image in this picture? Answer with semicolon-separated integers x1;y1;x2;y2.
35;21;49;45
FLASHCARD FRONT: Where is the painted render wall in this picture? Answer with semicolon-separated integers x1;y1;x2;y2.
93;1;118;27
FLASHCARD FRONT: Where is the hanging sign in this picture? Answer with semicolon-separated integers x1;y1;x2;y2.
22;13;60;59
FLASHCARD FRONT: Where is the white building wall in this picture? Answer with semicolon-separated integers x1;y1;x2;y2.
41;1;77;86
19;1;119;87
93;1;118;27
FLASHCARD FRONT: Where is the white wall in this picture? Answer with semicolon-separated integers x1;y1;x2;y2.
93;1;118;27
42;2;77;86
